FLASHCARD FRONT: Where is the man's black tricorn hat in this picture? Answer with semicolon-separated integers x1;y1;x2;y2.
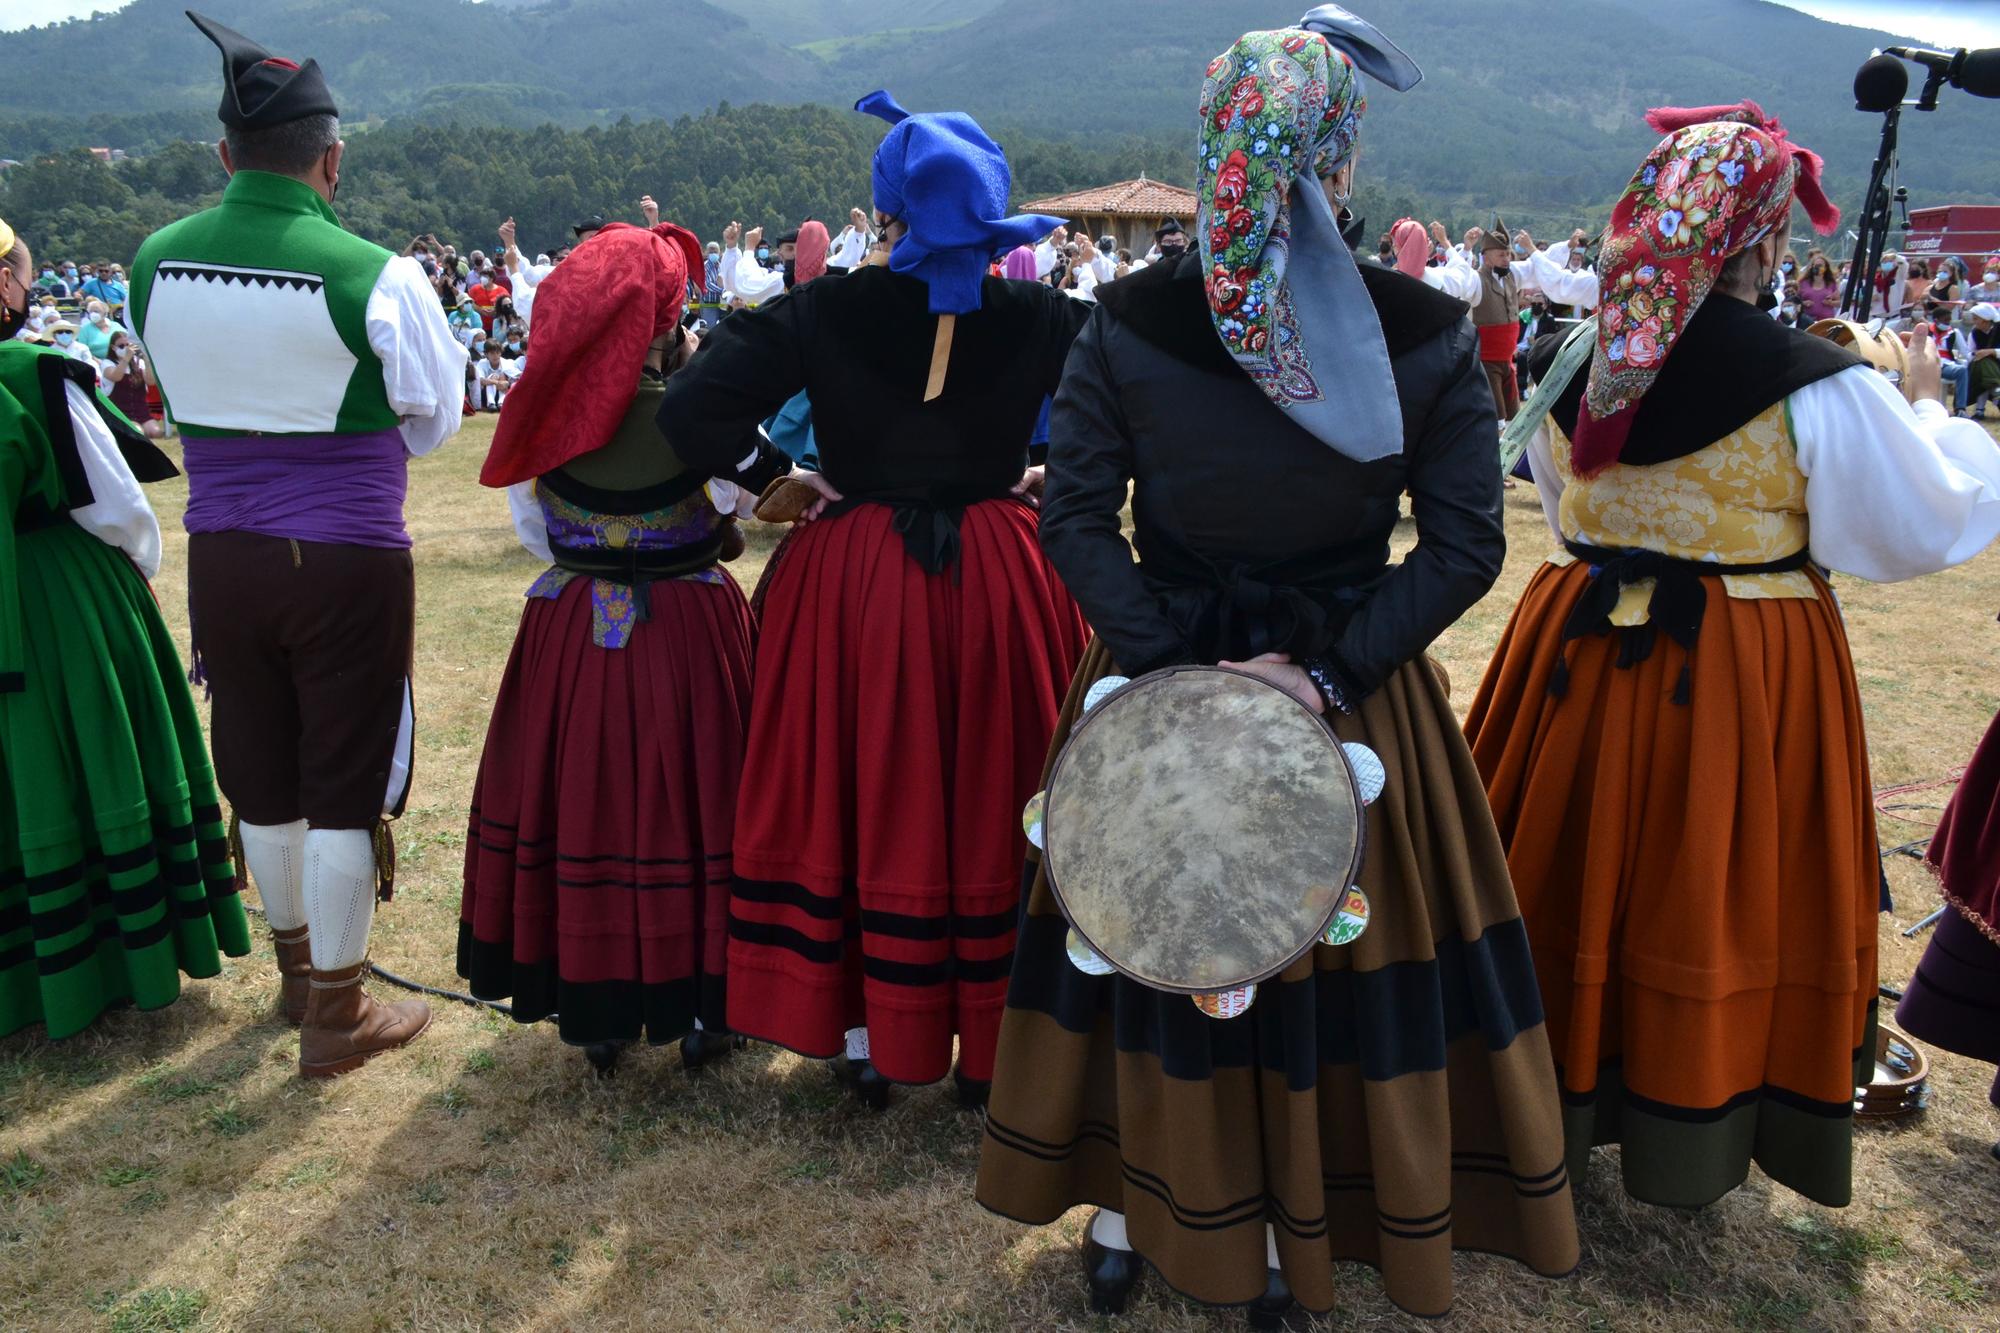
187;10;338;131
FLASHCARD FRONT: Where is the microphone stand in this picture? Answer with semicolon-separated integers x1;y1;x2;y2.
1840;105;1898;323
1843;64;1949;324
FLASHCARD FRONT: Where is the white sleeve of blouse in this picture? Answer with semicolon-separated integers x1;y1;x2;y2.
1423;251;1482;303
1522;245;1600;309
1525;418;1566;546
1793;364;2000;581
365;255;469;458
506;480;553;563
62;380;163;578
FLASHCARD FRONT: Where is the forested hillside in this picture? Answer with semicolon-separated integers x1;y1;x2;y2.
2;0;1995;262
0;104;1207;264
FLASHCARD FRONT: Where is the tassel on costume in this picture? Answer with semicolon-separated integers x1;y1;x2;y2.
371;820;397;903
1546;650;1571;699
227;810;248;898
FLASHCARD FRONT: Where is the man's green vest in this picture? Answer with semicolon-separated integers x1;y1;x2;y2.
130;171;398;438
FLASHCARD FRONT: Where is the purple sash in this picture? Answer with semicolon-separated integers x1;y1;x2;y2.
183;429;410;549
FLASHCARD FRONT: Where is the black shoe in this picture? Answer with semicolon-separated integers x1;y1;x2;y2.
832;1054;891;1111
680;1028;745;1073
953;1067;990;1112
583;1041;624;1078
1083;1217;1140;1316
1247;1268;1293;1331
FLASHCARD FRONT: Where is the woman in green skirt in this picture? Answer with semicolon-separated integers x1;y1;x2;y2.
0;213;250;1040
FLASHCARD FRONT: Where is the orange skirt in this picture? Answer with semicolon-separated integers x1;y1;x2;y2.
1464;560;1877;1208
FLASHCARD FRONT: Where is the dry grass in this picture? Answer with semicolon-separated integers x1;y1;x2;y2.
5;414;2000;1332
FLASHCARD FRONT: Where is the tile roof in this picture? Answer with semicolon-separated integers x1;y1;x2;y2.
1019;177;1197;218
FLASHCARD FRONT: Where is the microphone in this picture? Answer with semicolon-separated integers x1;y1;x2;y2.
1885;45;2000;98
1854;53;1909;111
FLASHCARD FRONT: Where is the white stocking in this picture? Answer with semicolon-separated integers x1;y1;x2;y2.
238;820;307;932
1091;1209;1131;1251
302;828;377;971
1265;1223;1281;1270
844;1026;870;1061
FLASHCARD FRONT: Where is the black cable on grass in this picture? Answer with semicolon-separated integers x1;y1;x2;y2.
243;902;512;1014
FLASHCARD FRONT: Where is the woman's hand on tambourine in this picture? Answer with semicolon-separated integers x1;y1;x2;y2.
1218;652;1325;715
793;469;843;522
1012;465;1046;507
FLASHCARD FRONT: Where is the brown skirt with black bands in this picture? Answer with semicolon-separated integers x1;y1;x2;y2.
975;642;1579;1318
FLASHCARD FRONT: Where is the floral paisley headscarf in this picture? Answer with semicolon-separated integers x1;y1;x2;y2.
1197;28;1403;462
1573;101;1838;477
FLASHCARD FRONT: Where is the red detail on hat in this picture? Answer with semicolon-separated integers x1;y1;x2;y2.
480;223;693;489
259;56;301;71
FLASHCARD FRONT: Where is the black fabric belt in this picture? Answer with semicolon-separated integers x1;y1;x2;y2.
820;491;1018;577
1552;539;1813;705
548;536;723;623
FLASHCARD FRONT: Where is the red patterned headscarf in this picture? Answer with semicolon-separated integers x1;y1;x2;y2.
1573;101;1839;477
480;221;700;488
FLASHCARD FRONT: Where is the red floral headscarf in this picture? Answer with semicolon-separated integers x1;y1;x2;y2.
1573;102;1838;477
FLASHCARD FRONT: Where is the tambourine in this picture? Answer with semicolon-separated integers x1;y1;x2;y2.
1022;666;1385;1020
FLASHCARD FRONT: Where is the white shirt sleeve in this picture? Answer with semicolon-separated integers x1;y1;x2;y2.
1525;418;1566;546
1793;364;2000;581
366;255;469;458
62;380;162;578
1423;249;1482;303
724;247;786;307
1034;240;1058;280
1522;243;1600;310
829;228;869;270
506;480;552;563
1091;252;1117;284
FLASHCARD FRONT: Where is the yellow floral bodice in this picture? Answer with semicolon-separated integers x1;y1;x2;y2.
1546;401;1816;626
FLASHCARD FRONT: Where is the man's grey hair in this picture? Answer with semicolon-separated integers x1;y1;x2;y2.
225;114;340;177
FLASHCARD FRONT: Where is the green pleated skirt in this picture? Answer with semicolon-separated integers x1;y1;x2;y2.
1;521;250;1040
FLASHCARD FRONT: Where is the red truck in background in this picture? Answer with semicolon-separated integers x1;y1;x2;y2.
1901;204;2000;268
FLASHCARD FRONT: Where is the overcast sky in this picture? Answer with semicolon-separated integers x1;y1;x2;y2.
6;0;1998;43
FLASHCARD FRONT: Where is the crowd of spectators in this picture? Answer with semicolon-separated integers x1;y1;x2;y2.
12;197;2000;430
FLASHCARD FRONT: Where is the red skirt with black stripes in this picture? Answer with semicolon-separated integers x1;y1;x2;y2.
458;571;754;1046
727;499;1087;1084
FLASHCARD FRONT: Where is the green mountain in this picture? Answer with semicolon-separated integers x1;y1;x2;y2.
2;0;1995;234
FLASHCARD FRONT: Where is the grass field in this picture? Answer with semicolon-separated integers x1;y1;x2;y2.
5;413;2000;1332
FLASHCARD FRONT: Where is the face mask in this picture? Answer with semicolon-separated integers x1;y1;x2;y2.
1513;243;1528;257
54;333;73;347
1881;260;1897;273
91;312;106;324
1780;305;1798;319
1782;261;1795;272
756;248;769;262
1986;273;1998;285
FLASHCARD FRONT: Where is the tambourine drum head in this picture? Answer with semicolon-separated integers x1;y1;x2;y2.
1043;668;1364;993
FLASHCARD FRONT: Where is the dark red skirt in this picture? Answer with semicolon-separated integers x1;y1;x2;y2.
458;571;754;1046
727;499;1087;1084
1898;708;2000;1102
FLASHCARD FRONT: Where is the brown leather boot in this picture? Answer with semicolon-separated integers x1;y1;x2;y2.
271;925;312;1026
298;962;431;1078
